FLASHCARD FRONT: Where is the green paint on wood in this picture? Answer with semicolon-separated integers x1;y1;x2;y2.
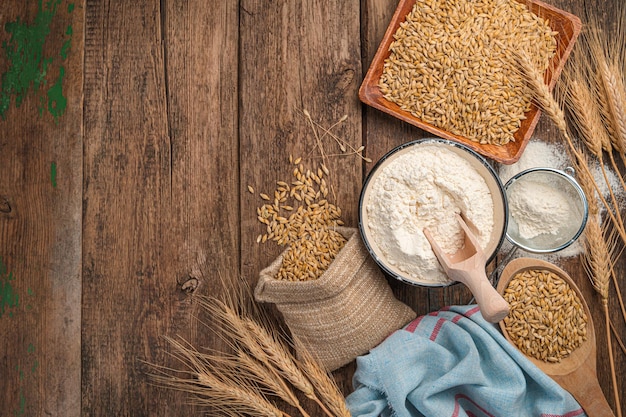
0;257;19;318
50;161;57;187
26;287;33;310
47;66;66;122
60;34;71;59
0;0;72;121
13;389;25;417
12;345;38;415
68;3;75;13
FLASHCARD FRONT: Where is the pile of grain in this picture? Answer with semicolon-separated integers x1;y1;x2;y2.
379;0;557;145
502;268;588;362
253;157;346;281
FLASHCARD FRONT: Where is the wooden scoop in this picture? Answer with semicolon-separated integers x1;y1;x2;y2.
497;258;615;417
424;214;509;323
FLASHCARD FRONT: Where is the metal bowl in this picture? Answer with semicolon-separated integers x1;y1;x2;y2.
503;167;588;253
358;138;508;287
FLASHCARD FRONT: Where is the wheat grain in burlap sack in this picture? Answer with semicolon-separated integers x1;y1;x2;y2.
254;227;416;371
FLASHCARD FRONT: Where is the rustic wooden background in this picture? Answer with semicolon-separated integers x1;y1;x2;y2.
0;0;624;416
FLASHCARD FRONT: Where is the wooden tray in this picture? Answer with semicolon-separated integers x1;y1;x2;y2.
359;0;582;164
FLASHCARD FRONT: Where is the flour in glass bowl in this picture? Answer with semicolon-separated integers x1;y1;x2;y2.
365;144;495;284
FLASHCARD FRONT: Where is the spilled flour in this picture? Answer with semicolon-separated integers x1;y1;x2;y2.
365;144;494;284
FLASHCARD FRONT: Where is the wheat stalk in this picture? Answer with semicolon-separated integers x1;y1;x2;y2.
147;281;349;417
564;18;626;337
520;48;624;414
576;143;626;321
581;213;622;417
576;147;626;329
610;319;626;356
196;295;342;417
242;318;316;398
197;297;314;395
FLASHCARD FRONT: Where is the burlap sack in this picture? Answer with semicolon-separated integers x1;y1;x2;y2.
254;227;416;371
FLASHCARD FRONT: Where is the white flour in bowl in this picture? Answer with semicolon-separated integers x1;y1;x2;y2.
507;179;572;240
365;144;494;284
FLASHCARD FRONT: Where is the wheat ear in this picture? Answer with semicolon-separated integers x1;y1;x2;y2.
151;336;289;417
566;78;607;157
295;339;351;417
567;56;626;332
197;297;315;395
241;318;316;397
200;296;338;417
196;348;309;417
148;370;287;416
576;149;626;313
576;151;626;332
235;351;308;413
241;319;343;417
195;371;288;417
565;75;626;227
596;56;626;158
582;219;611;300
581;10;626;166
515;51;626;243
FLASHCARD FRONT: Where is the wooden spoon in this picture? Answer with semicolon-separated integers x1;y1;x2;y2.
497;258;615;417
424;214;509;323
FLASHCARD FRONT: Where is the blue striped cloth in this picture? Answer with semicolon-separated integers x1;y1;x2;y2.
346;305;586;417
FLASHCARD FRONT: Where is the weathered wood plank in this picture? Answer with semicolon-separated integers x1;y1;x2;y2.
82;0;239;415
82;2;171;414
239;0;364;397
0;0;83;416
159;3;241;413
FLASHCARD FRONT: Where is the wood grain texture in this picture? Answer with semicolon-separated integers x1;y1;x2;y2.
82;0;238;415
0;1;83;416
